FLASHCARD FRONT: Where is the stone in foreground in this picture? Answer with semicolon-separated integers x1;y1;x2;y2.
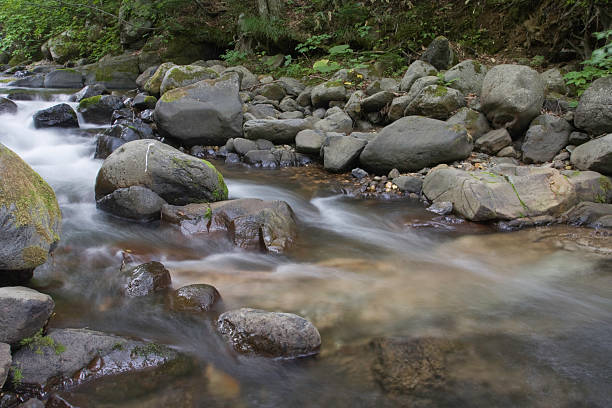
0;287;54;344
217;308;321;358
162;198;296;253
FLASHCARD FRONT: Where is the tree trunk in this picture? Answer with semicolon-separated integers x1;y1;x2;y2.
257;0;283;17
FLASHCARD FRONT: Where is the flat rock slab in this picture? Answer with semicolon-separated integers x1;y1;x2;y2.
0;287;54;344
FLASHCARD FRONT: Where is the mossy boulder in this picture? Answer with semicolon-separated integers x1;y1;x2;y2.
95;140;228;211
78;95;124;124
0;143;61;275
443;60;488;95
46;31;80;64
159;65;219;96
82;53;140;89
405;85;465;120
143;62;176;96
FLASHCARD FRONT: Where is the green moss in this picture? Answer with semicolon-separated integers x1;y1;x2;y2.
22;246;47;266
504;175;529;211
144;62;175;94
131;343;168;358
203;159;228;201
473;61;482;74
11;365;23;386
597;176;612;203
160;88;187;103
19;329;66;355
144;96;157;104
57;68;80;74
78;95;102;110
426;85;448;98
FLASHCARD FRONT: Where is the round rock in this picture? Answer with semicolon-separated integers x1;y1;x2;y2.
170;284;221;312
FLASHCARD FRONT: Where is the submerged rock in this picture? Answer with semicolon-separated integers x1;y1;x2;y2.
217;308;321;358
170;284;221;312
33;103;79;128
0;286;54;344
162;198;297;253
124;261;171;297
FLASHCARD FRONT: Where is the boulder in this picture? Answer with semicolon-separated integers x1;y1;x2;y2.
244;150;279;168
475;129;512;155
311;83;346;108
399;60;438;92
132;93;157;110
233;138;258;156
124;261;171;297
562;202;612;228
574;76;612;135
162;198;296;253
97;186;167;221
255;83;286;102
78;95;124;124
0;144;61;276
361;91;395;113
393;175;423;194
159;65;219;96
95;139;228;206
222;66;258;90
0;287;54;344
443;60;487;95
296;129;326;155
0;97;18;115
11;328;181;391
278;77;305;96
68;84;108;103
314;111;353;134
43;69;83;88
135;65;158;88
480;65;545;136
296;87;312;106
170;284;221;312
405;85;465;120
8;74;45;88
0;342;9;389
420;36;455;70
217;308;321;358
541;68;567;95
446;107;490;140
522;114;573;164
244;118;312;144
95;121;153;159
154;74;243;146
82;53;140;89
144;62;176;95
366;78;399;96
279;97;300;113
423;165;611;221
570;134;612;175
359;116;472;173
568;131;590;146
33;104;79;129
387;95;411;123
322;136;367;173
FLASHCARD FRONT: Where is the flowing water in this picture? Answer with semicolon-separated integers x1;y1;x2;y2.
1;85;611;407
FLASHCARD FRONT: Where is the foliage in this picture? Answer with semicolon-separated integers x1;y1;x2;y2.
221;50;248;66
11;365;23;386
564;30;612;95
19;328;66;355
313;59;341;73
296;34;332;55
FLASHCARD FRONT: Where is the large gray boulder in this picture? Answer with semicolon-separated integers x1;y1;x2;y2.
420;36;455;70
444;60;487;95
154;74;243;146
359;116;473;173
144;62;176;95
311;83;346;108
0;144;61;276
82;53;140;89
405;85;465;120
244;118;312;144
570;134;612;175
399;61;438;92
96;186;167;222
423;165;611;221
43;69;83;88
541;68;567;95
78;95;124;124
217;308;321;358
522;114;573;164
159;65;219;95
95;140;228;207
480;65;545;136
162;198;296;253
11;328;182;391
322;136;367;173
446;107;491;140
170;284;221;312
0;287;54;344
574;76;612;135
0;342;9;389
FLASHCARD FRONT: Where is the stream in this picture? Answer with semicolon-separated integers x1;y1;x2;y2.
1;85;611;407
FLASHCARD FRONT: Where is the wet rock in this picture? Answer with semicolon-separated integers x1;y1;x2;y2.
170;284;221;312
225;152;240;164
0;97;18;115
68;84;108;102
562;202;612;228
0;342;10;389
446;107;491;140
361;91;395;113
143;62;176;95
394;175;423;194
244;150;279;167
541;68;567;95
124;261;171;297
311;83;346;108
95;139;228;206
420;36;455;70
94;124;142;159
444;60;487;95
159;65;219;96
0;287;54;344
570;133;612;175
33;103;79;128
162;198;297;253
352;168;369;179
45;395;77;408
322;136;367;173
423;165;610;221
11;328;179;392
481;65;545;136
81;53;140;89
154;74;243;146
574;76;612;135
475;128;511;155
0;143;61;275
399;61;438;92
314;111;353;134
78;95;124;124
428;201;453;215
244;118;312;144
17;398;45;408
405;85;465;120
97;186;167;222
9;74;45;88
233;138;258;156
132;93;157;110
359;116;472;174
43;69;83;88
522;114;573;164
217;308;321;358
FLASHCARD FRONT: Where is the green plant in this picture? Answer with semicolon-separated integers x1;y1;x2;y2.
436;72;458;87
565;30;612;95
11;365;23;386
296;34;332;54
328;44;353;56
19;329;66;355
220;49;248;65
